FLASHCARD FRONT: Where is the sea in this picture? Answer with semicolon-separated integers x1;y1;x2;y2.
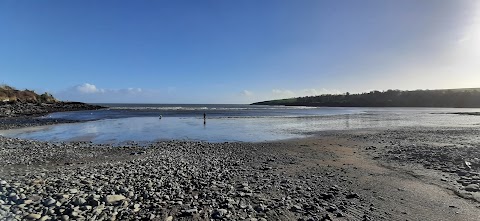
1;104;480;144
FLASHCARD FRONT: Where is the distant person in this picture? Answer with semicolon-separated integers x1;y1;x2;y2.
203;113;206;124
159;114;162;119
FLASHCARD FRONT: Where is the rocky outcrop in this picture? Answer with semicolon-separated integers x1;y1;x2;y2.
0;102;104;117
0;85;105;117
0;85;57;103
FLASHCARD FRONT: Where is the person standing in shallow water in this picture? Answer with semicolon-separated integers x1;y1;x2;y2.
203;112;206;124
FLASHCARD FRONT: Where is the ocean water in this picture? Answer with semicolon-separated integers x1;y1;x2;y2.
1;104;480;144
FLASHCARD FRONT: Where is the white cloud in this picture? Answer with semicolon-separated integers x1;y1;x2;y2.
75;83;104;94
129;88;142;92
240;90;254;96
119;87;142;94
72;83;142;95
56;83;149;103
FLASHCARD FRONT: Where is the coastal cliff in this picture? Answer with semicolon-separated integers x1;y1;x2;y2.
0;85;57;103
0;85;104;117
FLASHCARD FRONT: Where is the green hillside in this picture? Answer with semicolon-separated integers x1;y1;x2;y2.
252;88;480;108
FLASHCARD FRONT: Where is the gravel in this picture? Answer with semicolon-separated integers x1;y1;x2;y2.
0;136;369;220
360;127;480;199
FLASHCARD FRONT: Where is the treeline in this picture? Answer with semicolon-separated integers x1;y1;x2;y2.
252;89;480;108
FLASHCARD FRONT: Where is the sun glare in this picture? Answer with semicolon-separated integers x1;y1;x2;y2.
461;2;480;56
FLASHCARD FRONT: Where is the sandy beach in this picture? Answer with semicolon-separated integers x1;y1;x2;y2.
1;122;480;221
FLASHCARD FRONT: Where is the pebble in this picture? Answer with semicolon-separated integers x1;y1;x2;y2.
183;208;198;215
212;209;228;219
104;195;126;204
43;198;56;206
73;197;87;206
26;213;42;220
465;184;479;192
40;216;51;221
291;205;302;211
61;215;69;221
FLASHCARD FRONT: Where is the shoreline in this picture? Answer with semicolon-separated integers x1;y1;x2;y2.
1;126;480;220
0;102;106;130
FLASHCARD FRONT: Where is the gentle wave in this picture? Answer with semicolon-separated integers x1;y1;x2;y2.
211;114;360;119
108;106;319;111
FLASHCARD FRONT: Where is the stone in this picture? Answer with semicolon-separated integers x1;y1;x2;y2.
61;215;69;221
133;203;141;212
43;198;56;206
40;215;51;221
81;205;92;211
88;199;100;206
326;206;337;212
26;213;42;220
183;208;197;215
73;197;87;206
10;194;20;202
104;195;126;204
254;204;266;212
22;199;34;204
70;211;79;217
212;209;228;219
346;193;360;199
291;205;302;211
465;184;479;192
28;195;42;202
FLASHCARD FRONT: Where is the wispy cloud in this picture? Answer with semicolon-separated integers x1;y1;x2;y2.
56;83;146;103
71;83;142;95
240;90;254;97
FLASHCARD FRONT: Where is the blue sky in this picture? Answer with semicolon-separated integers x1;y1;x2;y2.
1;0;479;103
